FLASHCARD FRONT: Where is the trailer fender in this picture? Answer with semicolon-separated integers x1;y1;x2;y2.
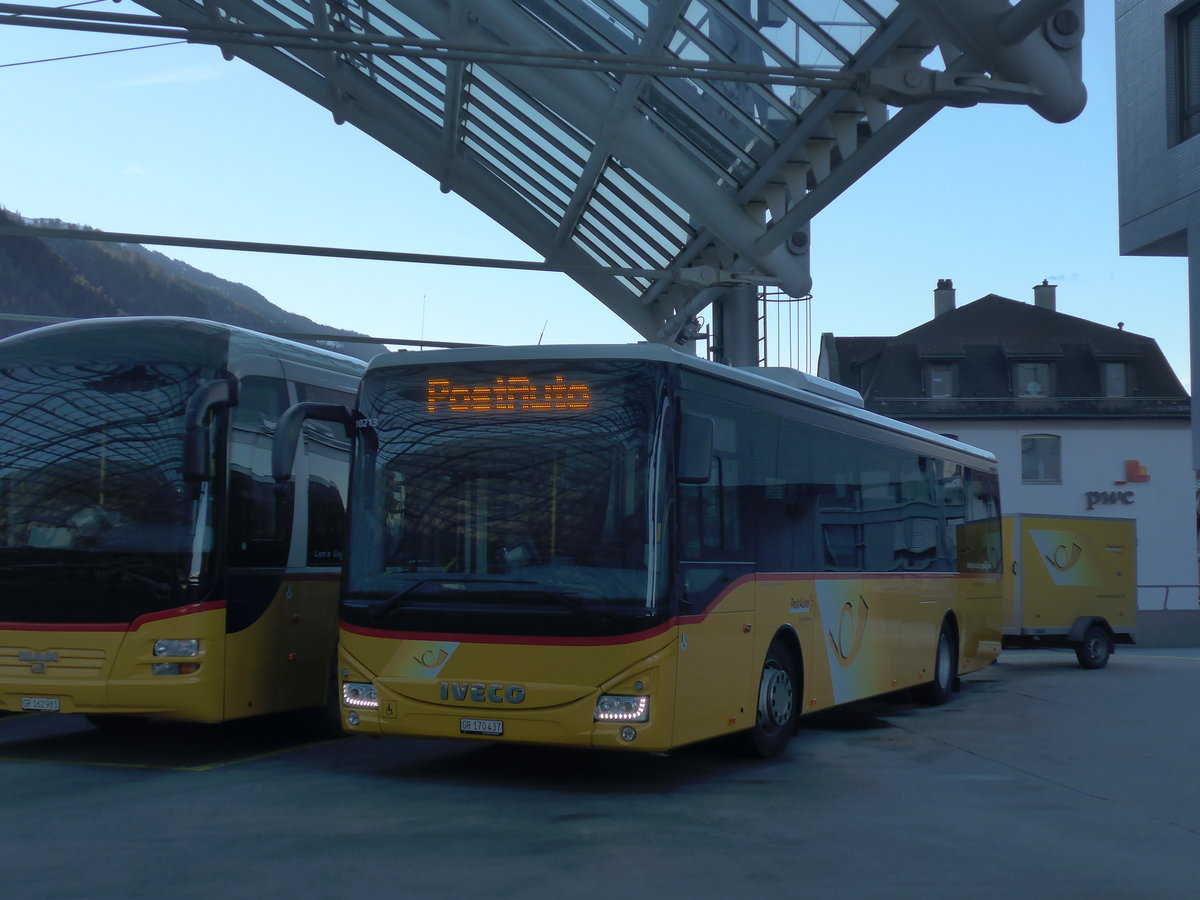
1067;616;1111;644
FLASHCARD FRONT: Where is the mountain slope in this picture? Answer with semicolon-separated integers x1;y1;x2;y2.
0;207;378;360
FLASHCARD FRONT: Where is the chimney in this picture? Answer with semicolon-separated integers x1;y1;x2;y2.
934;278;956;318
1033;279;1057;312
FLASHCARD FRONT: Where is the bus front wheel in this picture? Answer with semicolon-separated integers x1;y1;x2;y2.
740;637;798;759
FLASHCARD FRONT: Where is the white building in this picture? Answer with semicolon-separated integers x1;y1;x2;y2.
819;281;1197;641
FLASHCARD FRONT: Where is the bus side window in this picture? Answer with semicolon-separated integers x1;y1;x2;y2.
296;382;355;568
233;376;286;430
296;383;357;437
813;432;864;571
228;376;294;568
679;413;738;558
307;477;345;566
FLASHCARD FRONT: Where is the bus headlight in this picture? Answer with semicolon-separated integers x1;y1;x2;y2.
595;694;648;722
342;682;379;709
154;639;199;657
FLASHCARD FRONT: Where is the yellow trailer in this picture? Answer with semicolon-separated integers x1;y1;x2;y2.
1001;514;1136;669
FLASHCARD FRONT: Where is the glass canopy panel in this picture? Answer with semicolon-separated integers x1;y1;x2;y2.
126;0;916;338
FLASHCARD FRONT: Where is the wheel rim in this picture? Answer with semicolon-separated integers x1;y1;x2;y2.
758;659;794;733
935;633;953;689
1087;633;1106;662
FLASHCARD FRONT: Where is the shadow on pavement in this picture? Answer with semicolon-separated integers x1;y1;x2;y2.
0;709;343;770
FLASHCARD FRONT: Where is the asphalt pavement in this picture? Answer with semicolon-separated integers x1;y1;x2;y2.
1;647;1197;899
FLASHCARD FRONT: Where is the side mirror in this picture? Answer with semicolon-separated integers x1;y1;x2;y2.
678;413;713;484
182;378;239;483
272;402;359;486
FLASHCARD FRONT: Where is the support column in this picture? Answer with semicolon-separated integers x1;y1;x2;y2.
711;284;760;368
1189;224;1200;470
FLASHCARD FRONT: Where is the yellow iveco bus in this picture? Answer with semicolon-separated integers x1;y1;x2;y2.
274;344;1003;756
0;317;365;731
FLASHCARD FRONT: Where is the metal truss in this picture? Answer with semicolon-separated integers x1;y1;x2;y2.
2;0;1086;357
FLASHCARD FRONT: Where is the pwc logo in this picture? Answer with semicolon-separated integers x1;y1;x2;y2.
1114;459;1150;485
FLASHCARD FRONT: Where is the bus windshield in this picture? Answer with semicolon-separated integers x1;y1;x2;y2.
345;359;668;636
0;358;219;623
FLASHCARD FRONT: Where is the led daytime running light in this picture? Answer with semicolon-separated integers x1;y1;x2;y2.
595;695;649;722
342;682;379;709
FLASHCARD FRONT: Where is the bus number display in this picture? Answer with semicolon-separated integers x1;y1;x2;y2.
427;375;591;413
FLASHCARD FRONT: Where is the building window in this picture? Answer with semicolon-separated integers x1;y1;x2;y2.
1021;434;1062;484
1104;362;1128;397
1015;362;1051;397
927;363;954;398
1179;3;1200;142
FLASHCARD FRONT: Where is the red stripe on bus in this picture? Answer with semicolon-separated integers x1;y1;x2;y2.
340;619;677;647
0;601;227;633
341;569;1000;643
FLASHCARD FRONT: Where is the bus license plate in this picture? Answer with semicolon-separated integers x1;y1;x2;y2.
21;697;60;712
460;717;503;736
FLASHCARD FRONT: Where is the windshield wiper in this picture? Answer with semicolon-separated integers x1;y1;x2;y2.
368;578;440;623
98;563;173;600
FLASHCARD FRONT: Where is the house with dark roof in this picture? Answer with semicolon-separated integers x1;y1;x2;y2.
818;280;1196;634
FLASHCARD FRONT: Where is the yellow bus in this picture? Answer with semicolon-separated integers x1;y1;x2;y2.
274;344;1003;756
0;317;365;732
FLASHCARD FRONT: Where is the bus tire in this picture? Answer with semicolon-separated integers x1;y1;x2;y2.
917;620;957;706
740;636;798;759
1075;623;1112;670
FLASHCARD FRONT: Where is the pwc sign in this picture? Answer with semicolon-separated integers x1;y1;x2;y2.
1085;459;1149;511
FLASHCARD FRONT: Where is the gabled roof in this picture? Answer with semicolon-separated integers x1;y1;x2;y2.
820;294;1189;420
895;295;1160;360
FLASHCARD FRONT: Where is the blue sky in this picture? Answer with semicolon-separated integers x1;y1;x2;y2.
2;2;1191;387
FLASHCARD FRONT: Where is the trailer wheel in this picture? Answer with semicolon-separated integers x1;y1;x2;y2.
739;637;798;759
1075;623;1112;670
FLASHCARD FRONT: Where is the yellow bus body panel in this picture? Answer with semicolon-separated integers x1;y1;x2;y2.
339;570;1003;753
0;606;227;721
1;575;339;723
223;575;339;721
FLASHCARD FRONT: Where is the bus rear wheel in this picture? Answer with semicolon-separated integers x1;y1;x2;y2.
916;621;957;706
740;637;798;759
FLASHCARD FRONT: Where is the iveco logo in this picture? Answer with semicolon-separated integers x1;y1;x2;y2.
19;651;58;662
439;682;526;704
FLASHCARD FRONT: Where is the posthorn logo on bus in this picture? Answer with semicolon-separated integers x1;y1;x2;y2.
440;682;526;704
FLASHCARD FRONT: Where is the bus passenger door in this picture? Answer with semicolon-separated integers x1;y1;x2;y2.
673;561;758;745
223;372;293;719
274;401;352;711
673;415;758;745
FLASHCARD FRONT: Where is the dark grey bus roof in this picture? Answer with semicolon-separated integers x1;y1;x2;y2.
0;316;366;377
365;343;997;465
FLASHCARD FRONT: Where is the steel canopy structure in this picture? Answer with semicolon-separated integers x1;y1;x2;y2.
5;1;1086;362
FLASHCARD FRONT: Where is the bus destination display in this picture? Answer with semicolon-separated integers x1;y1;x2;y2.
426;375;592;413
